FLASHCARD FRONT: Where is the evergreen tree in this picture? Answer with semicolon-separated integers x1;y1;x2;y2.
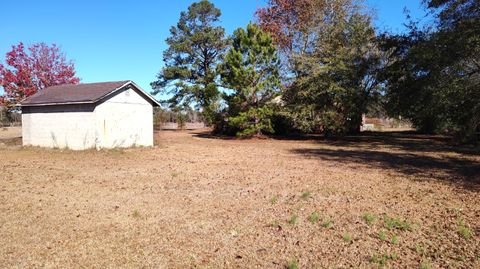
151;0;228;124
380;0;480;141
218;23;281;136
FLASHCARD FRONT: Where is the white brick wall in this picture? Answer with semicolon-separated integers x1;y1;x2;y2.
22;87;154;150
94;87;153;149
22;105;96;150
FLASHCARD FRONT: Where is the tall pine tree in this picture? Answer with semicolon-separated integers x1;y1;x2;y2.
219;23;281;136
151;0;228;124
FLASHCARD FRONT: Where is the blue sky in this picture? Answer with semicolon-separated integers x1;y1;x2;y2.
1;0;428;96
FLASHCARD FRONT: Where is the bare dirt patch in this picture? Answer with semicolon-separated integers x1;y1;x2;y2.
0;130;479;268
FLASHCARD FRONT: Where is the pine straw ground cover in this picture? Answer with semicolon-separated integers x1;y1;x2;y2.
0;130;479;268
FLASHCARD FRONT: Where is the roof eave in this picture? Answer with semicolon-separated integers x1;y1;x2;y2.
20;101;95;107
96;80;161;107
128;81;162;107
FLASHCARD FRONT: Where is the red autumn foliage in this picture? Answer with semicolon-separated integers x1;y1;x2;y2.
255;0;317;51
0;42;80;109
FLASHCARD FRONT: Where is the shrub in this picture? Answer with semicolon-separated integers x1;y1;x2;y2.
270;110;300;135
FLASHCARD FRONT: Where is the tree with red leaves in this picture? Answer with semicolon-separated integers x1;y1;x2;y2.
256;0;355;75
256;0;318;53
0;42;80;110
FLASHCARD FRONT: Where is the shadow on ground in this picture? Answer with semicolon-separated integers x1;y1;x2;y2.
194;130;480;154
319;132;480;156
191;130;246;140
292;147;479;188
193;129;480;189
289;132;480;190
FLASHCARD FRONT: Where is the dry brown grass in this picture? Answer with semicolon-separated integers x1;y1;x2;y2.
0;130;479;268
0;126;21;141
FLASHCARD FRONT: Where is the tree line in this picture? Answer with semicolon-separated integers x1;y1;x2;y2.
151;0;479;141
1;0;478;141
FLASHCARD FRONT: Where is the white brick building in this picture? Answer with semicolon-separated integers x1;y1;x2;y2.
21;81;160;150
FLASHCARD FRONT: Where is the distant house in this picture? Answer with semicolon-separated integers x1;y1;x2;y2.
20;81;160;150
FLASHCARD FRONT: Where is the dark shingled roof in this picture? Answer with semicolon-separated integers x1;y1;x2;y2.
21;81;160;106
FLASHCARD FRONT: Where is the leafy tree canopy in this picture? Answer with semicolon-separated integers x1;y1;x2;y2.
380;0;479;141
0;42;79;110
257;0;381;135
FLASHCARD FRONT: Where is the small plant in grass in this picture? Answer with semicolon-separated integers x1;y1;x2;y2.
419;260;432;269
132;210;140;218
391;252;398;260
288;215;298;225
270;195;278;205
308;212;320;223
383;215;411;231
415;243;425;254
371;253;397;267
300;191;311;199
343;233;352;243
362;213;376;225
458;225;472;239
457;218;472;239
370;254;388;266
378;230;387;241
286;259;298;269
391;234;399;245
321;217;333;228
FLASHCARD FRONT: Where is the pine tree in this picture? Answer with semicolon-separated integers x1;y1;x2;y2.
219;23;281;136
151;0;228;124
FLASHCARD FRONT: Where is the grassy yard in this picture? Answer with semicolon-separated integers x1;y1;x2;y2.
0;130;479;268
